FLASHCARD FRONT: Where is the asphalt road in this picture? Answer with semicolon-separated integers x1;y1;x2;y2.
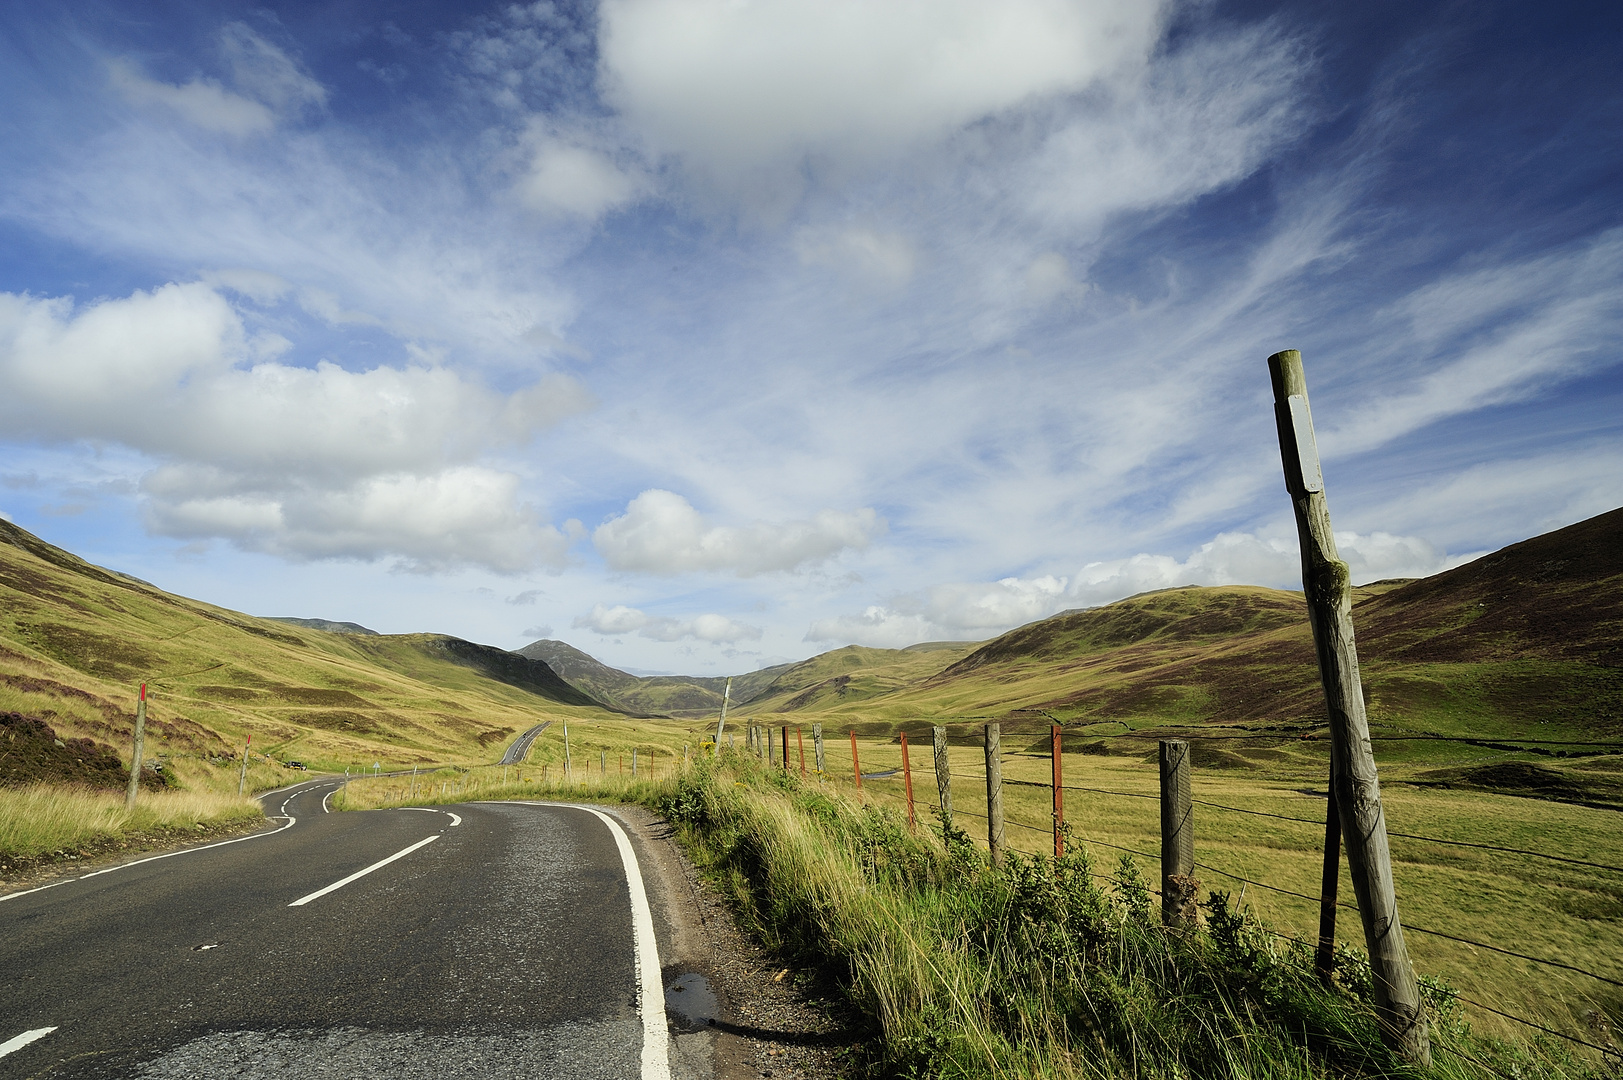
0;780;687;1079
498;722;552;766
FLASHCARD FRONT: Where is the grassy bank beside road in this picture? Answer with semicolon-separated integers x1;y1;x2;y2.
0;783;262;872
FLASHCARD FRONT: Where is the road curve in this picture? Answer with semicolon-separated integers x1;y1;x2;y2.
499;721;552;765
0;778;691;1079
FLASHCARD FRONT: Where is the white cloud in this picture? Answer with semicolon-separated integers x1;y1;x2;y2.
108;24;324;136
805;606;940;649
599;0;1166;174
1016;23;1310;230
0;284;591;571
573;602;762;643
522;624;554;640
593;489;883;575
1023;252;1088;304
1322;229;1623;457
808;527;1480;648
218;22;326;113
795;227;916;287
109;59;275;135
519;138;643;219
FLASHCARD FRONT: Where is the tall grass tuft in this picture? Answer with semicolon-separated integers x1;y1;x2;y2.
0;783;262;860
653;756;1614;1080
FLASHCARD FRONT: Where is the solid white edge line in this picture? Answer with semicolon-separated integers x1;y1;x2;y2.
571;805;671;1080
288;834;439;907
0;1027;58;1060
0;809;301;905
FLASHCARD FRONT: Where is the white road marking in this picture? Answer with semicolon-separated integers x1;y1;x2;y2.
525;803;670;1080
397;807;438;812
0;1027;58;1060
0;809;301;905
288;835;440;907
445;812;462;827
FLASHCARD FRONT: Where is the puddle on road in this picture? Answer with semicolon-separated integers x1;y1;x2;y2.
664;971;719;1033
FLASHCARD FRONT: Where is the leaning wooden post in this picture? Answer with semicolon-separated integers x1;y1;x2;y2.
1316;787;1342;983
1051;724;1065;859
984;723;1004;867
813;724;825;774
715;676;732;746
900;731;917;831
796;727;807;775
933;725;952;818
237;733;252;796
1269;348;1429;1066
781;725;790;772
125;683;148;810
849;730;863;790
1159;740;1197;928
563;722;572;781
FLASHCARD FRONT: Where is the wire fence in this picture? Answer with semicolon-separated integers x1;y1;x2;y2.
771;721;1623;1062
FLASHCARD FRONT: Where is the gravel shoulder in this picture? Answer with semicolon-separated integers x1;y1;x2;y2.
616;803;866;1080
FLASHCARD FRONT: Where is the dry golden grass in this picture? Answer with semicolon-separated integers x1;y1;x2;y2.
0;783;262;859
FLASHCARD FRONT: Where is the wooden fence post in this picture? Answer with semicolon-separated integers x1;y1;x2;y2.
633;748;639;777
984;723;1004;867
900;731;916;831
1159;740;1197;928
850;730;863;790
1317;788;1341;983
813;724;825;774
237;733;252;796
797;727;807;775
781;726;790;772
125;684;147;811
715;676;732;746
1269;348;1429;1066
563;722;571;780
933;725;952;818
1051;724;1064;859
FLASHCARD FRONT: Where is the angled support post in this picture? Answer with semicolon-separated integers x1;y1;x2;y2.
1269;348;1429;1066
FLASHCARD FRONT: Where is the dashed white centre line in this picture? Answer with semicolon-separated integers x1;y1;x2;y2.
288;834;440;907
0;1027;58;1061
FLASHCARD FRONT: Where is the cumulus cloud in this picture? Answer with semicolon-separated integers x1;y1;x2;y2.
0;284;591;571
599;0;1165;175
573;602;762;643
519;137;644;219
109;23;324;136
810;530;1479;648
593;489;883;575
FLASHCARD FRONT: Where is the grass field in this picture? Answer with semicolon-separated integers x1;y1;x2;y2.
782;729;1623;1050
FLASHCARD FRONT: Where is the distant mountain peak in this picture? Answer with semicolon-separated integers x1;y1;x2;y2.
267;617;380;636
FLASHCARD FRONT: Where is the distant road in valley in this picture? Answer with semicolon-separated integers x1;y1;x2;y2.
0;778;696;1079
498;721;552;765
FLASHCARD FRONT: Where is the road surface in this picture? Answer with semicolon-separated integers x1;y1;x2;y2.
498;722;552;766
0;778;708;1078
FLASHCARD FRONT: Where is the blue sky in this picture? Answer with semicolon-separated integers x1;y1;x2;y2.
1;0;1619;675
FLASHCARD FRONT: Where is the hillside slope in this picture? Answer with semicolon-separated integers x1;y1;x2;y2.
736;508;1623;748
0;520;616;775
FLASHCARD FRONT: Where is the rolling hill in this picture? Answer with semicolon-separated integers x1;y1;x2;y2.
0;518;617;778
720;508;1623;758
